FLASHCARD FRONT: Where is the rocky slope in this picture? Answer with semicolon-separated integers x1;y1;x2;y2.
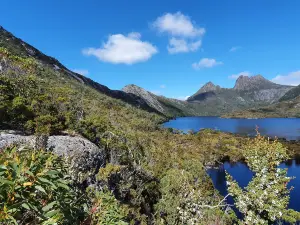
280;84;300;102
0;26;160;115
224;83;300;118
123;84;205;116
123;85;166;113
0;25;295;117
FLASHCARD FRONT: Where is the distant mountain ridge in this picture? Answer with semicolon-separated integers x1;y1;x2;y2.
187;75;293;107
0;26;160;114
1;25;297;117
233;75;281;91
224;84;300;118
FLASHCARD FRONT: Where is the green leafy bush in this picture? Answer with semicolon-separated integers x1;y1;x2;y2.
0;146;88;224
87;188;129;225
226;134;300;224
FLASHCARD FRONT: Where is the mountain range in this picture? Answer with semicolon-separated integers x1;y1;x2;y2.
124;74;296;117
1;25;299;118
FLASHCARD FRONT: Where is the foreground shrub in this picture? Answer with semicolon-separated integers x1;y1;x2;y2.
226;134;300;224
155;167;236;225
0;146;88;224
87;188;129;225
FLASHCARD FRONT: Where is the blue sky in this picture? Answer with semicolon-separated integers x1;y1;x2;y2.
1;0;300;99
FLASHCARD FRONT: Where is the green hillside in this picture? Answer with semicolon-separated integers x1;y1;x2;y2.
0;33;242;224
1;26;300;224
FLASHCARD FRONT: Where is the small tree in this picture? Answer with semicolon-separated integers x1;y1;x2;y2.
226;134;300;224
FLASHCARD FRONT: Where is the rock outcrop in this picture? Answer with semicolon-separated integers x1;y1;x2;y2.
0;130;106;183
123;84;166;113
233;75;278;91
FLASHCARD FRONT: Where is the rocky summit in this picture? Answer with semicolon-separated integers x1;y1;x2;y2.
187;75;294;109
196;82;221;94
234;75;281;91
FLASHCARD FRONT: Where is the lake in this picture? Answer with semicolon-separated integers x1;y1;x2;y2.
164;117;300;215
163;116;300;140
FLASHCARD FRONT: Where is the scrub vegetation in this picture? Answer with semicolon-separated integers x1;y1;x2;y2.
1;46;300;224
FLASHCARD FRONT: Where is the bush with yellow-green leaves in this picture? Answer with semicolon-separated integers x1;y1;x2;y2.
0;146;136;225
0;146;88;224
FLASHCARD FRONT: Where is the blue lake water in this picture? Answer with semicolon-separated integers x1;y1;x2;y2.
163;117;300;140
164;117;300;214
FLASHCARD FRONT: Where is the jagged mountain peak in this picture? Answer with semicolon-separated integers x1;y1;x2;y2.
196;81;221;94
202;81;216;88
187;82;221;102
234;74;277;91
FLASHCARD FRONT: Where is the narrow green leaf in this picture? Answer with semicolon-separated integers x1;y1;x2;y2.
37;177;57;188
0;179;14;185
57;183;70;190
0;165;7;170
44;209;60;218
42;201;57;212
21;203;30;210
45;170;59;175
35;185;46;193
12;162;18;172
26;170;34;177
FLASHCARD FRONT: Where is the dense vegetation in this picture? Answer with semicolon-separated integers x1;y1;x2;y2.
1;43;300;224
223;96;300;118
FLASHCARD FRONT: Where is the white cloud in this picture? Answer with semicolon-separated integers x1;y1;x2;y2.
82;32;158;65
152;12;205;54
229;71;252;79
229;46;241;52
167;38;201;54
128;32;141;39
192;58;223;69
160;84;166;89
272;71;300;86
73;69;89;76
152;12;205;37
